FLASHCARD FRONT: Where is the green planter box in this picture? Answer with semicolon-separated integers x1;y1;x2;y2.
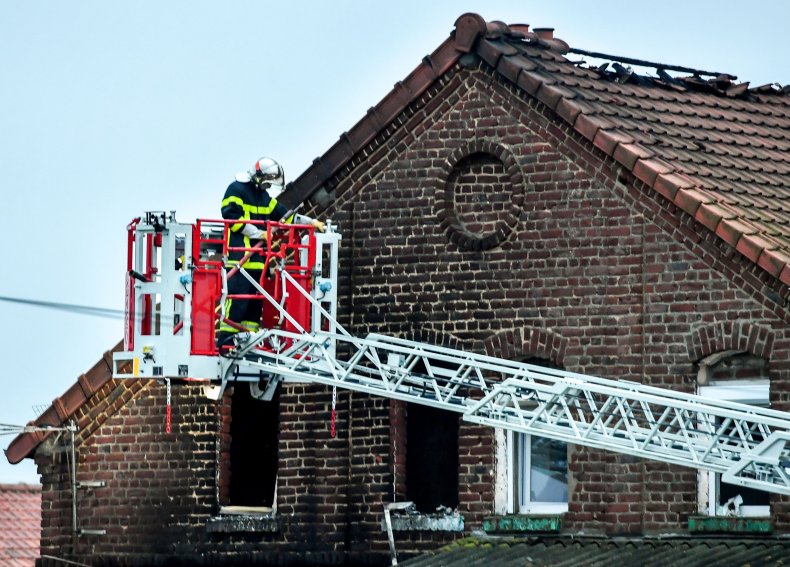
483;515;562;534
688;515;773;534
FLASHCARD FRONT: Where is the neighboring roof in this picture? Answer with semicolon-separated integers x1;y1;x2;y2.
283;13;790;287
0;483;41;567
401;536;790;567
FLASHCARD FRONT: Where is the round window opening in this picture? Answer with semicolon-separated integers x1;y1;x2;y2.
438;145;523;251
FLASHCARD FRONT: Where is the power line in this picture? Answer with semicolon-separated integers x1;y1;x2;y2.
0;295;124;320
0;423;76;436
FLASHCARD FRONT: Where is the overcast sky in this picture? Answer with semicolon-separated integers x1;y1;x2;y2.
1;1;788;484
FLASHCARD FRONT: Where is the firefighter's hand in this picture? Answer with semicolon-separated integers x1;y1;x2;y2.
312;219;326;233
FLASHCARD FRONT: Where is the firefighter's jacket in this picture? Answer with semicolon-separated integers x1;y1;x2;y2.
221;178;290;270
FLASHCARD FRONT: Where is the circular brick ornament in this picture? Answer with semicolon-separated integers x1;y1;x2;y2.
436;140;524;251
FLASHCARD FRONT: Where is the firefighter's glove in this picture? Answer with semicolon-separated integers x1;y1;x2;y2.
311;219;326;233
241;223;266;240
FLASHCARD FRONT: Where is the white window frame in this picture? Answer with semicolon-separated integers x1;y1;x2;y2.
506;430;568;515
698;381;770;518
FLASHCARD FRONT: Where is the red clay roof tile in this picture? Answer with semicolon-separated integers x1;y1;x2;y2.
653;173;691;202
736;233;771;264
716;219;758;248
517;70;547;96
612;143;654;170
592;129;634;155
632;158;676;187
0;483;40;567
757;247;788;278
574;113;617;142
674;187;712;216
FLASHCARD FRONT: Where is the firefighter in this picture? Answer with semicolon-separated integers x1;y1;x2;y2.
217;157;324;350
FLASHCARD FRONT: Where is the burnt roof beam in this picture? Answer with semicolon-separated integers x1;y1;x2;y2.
569;47;734;79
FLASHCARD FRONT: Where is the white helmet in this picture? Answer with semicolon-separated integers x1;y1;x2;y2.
250;157;284;198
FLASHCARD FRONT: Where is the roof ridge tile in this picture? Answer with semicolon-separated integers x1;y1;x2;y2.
715;218;758;248
515;70;544;96
496;54;539;84
736;232;774;264
613;142;655;169
673;186;713;216
555;97;585;125
695;202;734;233
535;82;577;110
653;174;699;204
632;157;678;188
592;129;634;156
757;246;790;278
573;113;617;142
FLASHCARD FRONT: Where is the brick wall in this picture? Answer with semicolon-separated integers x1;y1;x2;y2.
318;61;789;539
35;58;790;565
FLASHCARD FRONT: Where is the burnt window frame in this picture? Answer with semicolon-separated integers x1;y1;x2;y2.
218;384;280;514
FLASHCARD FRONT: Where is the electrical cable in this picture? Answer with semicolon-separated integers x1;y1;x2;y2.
0;295;123;320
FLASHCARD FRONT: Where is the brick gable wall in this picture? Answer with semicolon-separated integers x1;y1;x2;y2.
320;62;789;538
35;60;790;565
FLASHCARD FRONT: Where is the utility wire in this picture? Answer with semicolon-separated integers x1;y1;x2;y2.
0;423;76;436
0;295;124;320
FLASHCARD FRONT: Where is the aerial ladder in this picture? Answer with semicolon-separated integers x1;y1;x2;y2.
113;212;790;497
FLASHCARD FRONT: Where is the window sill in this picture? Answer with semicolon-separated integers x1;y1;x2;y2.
483;514;562;534
382;511;465;532
688;515;773;535
207;507;279;533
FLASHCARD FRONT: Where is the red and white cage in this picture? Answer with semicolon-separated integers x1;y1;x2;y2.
113;211;341;385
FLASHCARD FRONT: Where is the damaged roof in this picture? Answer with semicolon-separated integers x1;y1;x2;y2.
283;12;790;287
400;536;790;567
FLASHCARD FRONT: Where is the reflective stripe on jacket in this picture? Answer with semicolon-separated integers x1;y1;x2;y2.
221;180;290;269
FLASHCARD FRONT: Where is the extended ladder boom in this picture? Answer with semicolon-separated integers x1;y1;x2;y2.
113;213;790;496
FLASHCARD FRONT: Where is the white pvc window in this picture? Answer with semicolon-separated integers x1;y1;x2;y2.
508;431;568;514
698;381;770;517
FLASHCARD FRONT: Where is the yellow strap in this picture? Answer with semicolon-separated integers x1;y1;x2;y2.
226;260;266;270
222;197;277;217
244;202;277;215
240;321;261;332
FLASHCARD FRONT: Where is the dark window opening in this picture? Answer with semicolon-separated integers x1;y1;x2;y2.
406;402;459;513
719;476;770;508
229;385;279;507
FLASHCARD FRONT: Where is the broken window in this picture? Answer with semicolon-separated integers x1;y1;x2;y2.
698;353;770;517
227;385;279;509
405;401;459;513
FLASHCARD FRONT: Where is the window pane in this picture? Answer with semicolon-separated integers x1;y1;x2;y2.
699;378;770;516
530;436;568;503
